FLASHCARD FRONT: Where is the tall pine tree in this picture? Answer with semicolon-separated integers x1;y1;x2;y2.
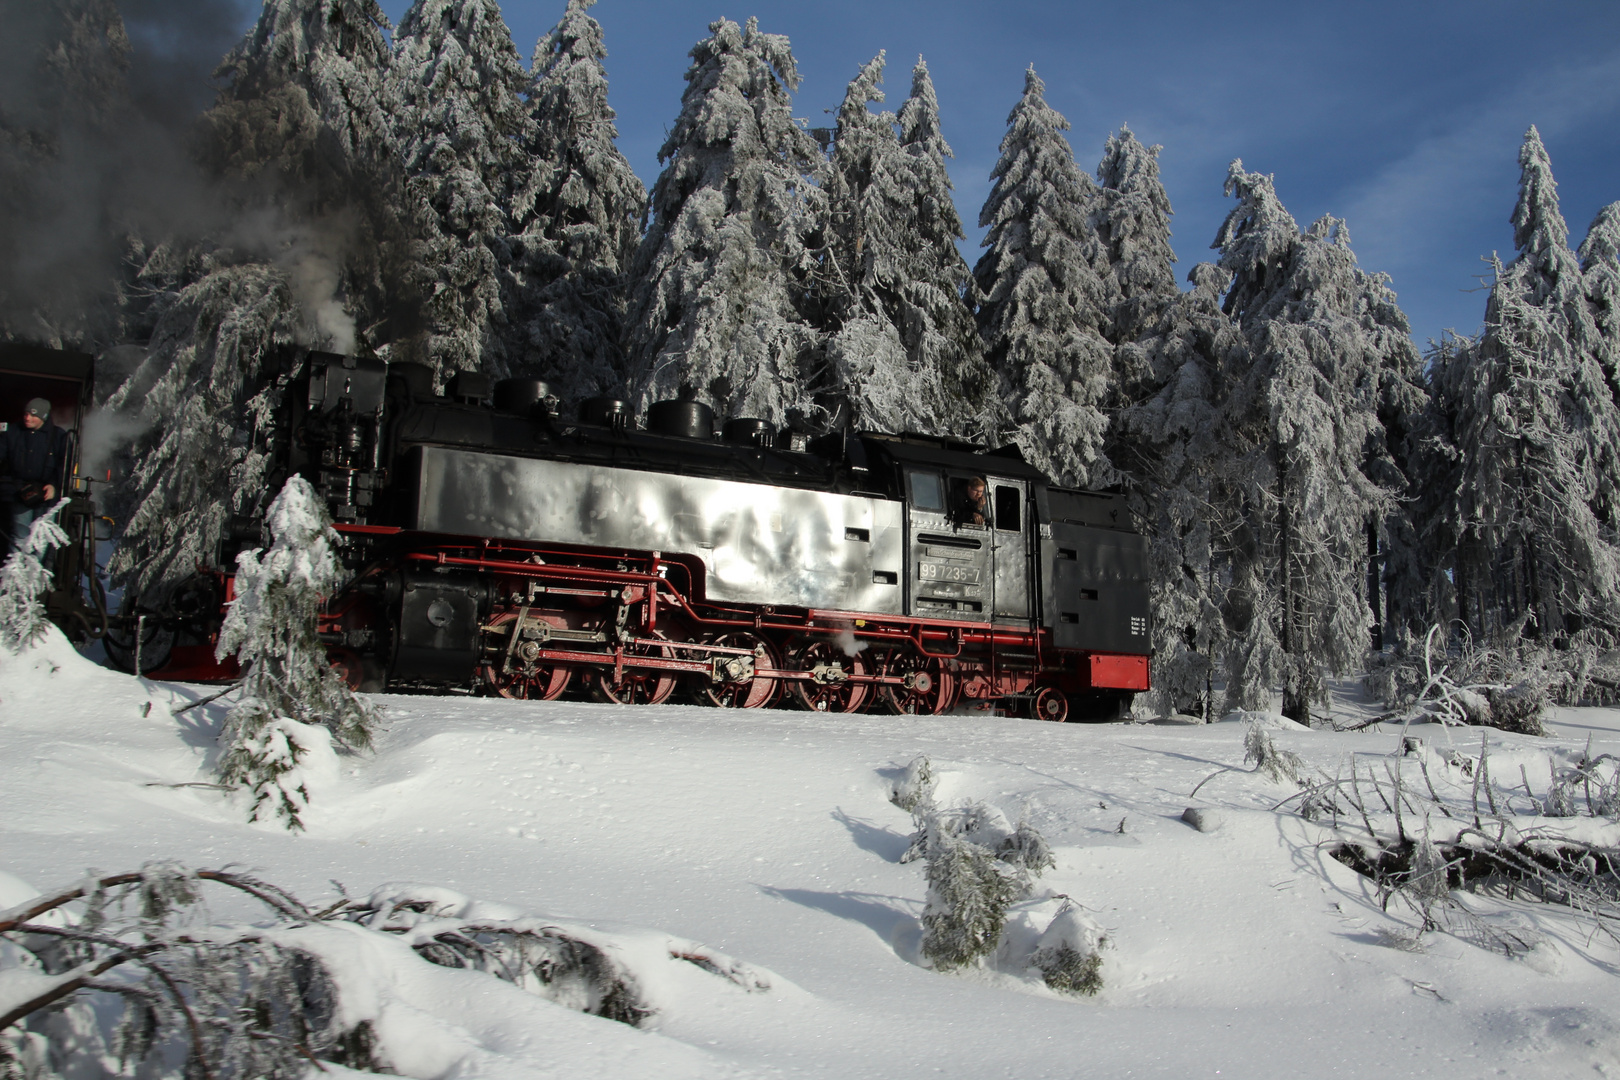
1114;262;1250;719
392;0;534;383
819;53;951;433
112;0;401;598
894;58;991;434
974;68;1115;486
1214;162;1411;723
1439;129;1620;641
512;0;645;412
624;17;822;426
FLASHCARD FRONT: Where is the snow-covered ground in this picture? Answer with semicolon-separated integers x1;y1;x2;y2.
4;631;1620;1079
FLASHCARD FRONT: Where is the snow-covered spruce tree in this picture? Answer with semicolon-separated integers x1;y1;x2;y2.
511;0;645;414
974;68;1116;487
1213;162;1412;723
112;0;408;598
1094;126;1178;376
1436;129;1620;643
811;55;988;437
0;506;70;652
1113;263;1251;719
1580;201;1620;419
896;58;994;435
201;0;413;356
391;0;535;384
624;17;824;427
1359;260;1433;648
1086;128;1248;717
215;475;377;830
817;53;953;434
106;266;303;598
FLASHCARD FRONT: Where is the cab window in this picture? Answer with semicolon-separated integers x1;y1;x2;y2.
908;469;944;512
995;486;1021;531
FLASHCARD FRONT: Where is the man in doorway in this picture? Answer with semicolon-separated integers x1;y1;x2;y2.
961;476;991;526
1;398;68;558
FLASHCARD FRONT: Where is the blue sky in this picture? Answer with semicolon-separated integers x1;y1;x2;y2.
379;2;1620;344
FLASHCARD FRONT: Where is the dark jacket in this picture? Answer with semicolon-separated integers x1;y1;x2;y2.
0;420;68;500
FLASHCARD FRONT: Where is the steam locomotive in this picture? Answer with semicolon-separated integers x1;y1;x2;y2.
94;349;1153;720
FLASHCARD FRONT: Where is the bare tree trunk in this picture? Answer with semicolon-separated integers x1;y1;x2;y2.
1278;487;1311;726
1367;517;1383;650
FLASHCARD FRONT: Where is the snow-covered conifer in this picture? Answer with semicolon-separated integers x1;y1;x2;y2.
214;475;377;830
392;0;534;383
907;800;1052;971
0;506;70;652
819;53;952;433
1214;163;1411;722
1580;201;1620;468
1087;132;1262;716
895;58;993;434
512;0;646;414
1113;263;1249;718
208;0;396;201
113;1;408;598
920;829;1022;970
1438;130;1620;642
202;0;410;352
624;17;824;426
1094;126;1177;359
106;265;302;598
974;68;1115;485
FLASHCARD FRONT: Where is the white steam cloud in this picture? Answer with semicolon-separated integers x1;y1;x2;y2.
78;406;157;479
832;628;868;657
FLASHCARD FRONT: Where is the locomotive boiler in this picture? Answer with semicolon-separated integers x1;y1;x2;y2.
139;351;1153;721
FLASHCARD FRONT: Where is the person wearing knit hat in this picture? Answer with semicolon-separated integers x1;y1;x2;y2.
1;396;69;559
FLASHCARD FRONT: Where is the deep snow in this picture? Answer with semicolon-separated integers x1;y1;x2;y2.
4;630;1620;1079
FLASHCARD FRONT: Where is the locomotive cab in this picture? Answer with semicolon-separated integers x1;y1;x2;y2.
0;343;106;642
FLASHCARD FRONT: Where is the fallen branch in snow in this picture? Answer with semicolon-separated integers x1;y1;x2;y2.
2;863;779;1078
1188;720;1306;798
143;781;237;790
169;679;246;716
1360;624;1552;735
1316;736;1620;957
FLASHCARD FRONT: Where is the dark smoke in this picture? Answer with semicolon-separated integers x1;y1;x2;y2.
120;0;253;124
0;0;252;348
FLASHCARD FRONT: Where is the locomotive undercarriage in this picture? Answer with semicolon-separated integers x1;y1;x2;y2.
325;534;1134;722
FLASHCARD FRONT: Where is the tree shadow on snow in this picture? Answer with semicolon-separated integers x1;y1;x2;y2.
831;807;912;862
759;884;921;958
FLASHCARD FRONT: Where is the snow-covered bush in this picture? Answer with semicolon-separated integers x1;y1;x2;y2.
0;505;68;653
215;476;377;830
889;754;936;812
1243;720;1305;785
1029;901;1107;996
897;785;1057;973
920;829;1025;970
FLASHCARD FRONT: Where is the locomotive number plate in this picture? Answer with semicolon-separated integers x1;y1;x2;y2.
918;561;980;583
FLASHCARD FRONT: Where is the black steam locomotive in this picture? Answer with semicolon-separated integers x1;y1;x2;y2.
120;350;1154;720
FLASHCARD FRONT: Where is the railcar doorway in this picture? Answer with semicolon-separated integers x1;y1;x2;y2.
0;343;92;455
988;478;1032;622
